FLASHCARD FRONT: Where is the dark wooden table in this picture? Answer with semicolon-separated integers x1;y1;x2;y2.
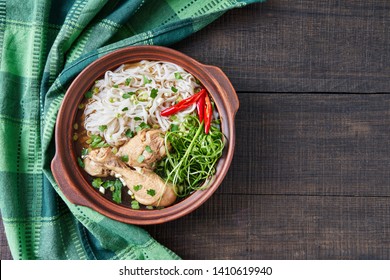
2;0;390;260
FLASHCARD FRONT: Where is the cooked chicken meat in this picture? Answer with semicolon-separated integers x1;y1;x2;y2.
117;129;169;170
83;147;176;207
108;165;176;207
83;157;110;177
83;147;123;177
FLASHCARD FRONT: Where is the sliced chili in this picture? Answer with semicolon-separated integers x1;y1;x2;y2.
161;89;206;117
204;94;212;134
197;93;205;123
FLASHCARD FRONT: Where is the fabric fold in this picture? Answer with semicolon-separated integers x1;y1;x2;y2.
0;0;266;260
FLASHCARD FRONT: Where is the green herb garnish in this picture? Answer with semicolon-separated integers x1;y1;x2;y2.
77;157;85;168
136;122;150;132
125;78;132;86
121;155;129;162
171;86;178;93
112;179;123;204
150;88;158;98
81;148;89;157
92;178;103;188
147;189;156;197
125;129;134;138
137;155;145;163
174;72;183;80
89;134;109;148
145;145;153;153
131;200;140;210
98;125;107;132
84;91;93;99
122;92;134;99
143;75;152;84
133;185;142;192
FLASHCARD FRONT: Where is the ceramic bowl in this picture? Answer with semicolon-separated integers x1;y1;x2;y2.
51;45;238;225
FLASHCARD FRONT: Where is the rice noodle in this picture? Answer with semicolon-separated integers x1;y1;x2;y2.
83;60;200;146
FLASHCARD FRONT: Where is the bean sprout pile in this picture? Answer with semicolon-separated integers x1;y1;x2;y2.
84;60;200;146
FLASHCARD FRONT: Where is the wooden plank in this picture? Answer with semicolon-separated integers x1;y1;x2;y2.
173;0;390;93
220;93;390;197
146;194;390;260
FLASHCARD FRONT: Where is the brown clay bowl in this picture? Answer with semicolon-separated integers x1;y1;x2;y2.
51;45;238;225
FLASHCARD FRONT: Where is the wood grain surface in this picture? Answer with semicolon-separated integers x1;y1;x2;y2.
174;0;390;93
2;0;390;260
146;93;390;259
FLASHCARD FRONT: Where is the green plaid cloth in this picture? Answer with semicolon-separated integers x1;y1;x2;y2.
0;0;264;260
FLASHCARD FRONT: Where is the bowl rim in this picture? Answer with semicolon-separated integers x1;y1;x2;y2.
52;45;238;225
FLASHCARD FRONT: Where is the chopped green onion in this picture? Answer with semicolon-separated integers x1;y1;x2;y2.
112;179;123;204
136;122;150;132
147;189;156;197
84;91;93;98
113;84;119;88
77;157;84;168
125;78;132;86
137;155;145;163
134;117;142;121
150;88;158;98
92;178;103;188
122;107;128;111
122;92;134;99
89;134;109;148
143;75;152;84
131;200;140;210
139;122;150;129
171;86;178;93
145;145;153;153
81;148;89;157
120;155;129;162
98;125;107;132
174;72;183;80
125;129;134;138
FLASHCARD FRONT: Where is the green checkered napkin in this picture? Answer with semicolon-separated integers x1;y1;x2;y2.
0;0;265;260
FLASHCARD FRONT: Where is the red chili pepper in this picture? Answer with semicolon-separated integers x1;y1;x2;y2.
161;89;206;117
204;94;212;134
197;93;205;123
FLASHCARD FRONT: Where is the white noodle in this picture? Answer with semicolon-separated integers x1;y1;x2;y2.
84;60;200;146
